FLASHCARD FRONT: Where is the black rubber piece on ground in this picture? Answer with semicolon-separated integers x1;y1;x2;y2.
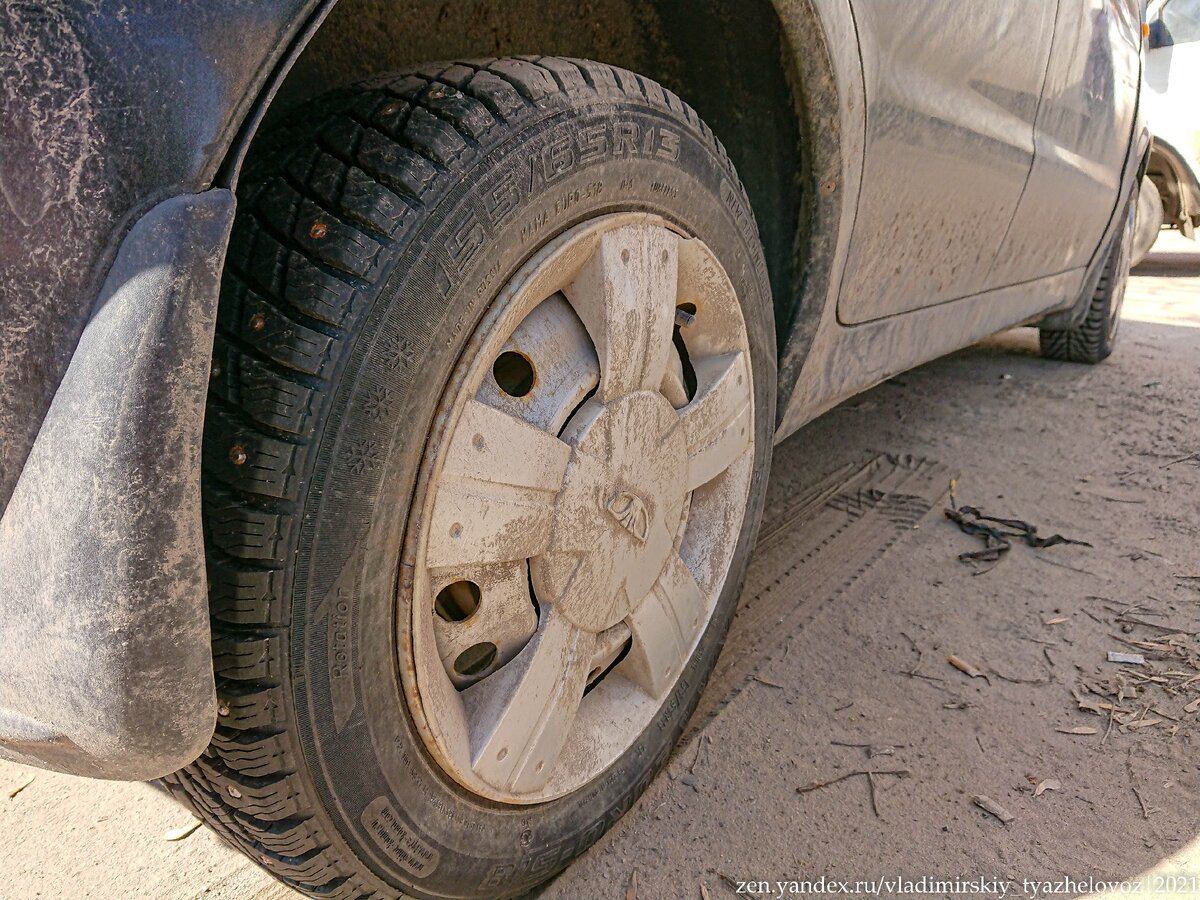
163;57;775;899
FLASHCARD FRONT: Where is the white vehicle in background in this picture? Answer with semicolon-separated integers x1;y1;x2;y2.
1138;0;1200;262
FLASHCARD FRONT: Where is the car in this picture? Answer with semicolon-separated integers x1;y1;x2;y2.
1136;0;1200;263
0;2;1146;897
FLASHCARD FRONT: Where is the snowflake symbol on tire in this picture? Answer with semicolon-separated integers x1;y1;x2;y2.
345;438;382;475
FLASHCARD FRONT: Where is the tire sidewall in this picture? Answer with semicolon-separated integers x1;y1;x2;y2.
289;99;775;898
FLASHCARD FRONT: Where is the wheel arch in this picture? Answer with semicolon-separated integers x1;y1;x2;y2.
1146;135;1200;230
216;0;850;423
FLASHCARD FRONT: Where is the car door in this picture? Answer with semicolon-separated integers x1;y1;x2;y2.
989;0;1142;281
836;1;1057;325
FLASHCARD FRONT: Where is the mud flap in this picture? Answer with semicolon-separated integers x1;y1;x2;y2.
0;190;233;779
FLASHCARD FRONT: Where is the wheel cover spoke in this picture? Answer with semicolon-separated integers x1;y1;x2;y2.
463;606;594;793
564;224;679;404
426;399;570;568
680;351;753;491
621;553;708;699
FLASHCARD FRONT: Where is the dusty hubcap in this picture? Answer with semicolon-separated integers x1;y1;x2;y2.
534;390;688;634
400;214;754;803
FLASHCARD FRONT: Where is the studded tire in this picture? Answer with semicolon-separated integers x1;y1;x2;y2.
164;57;775;899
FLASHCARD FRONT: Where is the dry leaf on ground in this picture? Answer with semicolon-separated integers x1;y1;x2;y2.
164;820;204;842
1034;778;1062;797
6;774;34;800
948;655;988;680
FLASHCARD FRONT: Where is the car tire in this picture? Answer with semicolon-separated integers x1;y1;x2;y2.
1131;174;1163;268
164;57;775;899
1039;183;1135;364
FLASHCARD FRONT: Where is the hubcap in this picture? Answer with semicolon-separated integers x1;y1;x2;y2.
400;214;754;803
534;390;688;635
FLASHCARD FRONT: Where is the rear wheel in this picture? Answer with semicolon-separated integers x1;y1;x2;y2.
166;57;774;899
1131;174;1163;268
1039;183;1135;364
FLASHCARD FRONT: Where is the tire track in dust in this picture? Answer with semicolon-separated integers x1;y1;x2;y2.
685;452;955;741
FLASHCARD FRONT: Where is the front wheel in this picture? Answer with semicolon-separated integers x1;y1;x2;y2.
167;58;775;899
1131;174;1163;268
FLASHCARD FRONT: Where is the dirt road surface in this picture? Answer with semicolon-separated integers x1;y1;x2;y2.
2;234;1198;900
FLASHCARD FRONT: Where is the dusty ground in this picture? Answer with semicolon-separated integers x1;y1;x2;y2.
2;234;1198;900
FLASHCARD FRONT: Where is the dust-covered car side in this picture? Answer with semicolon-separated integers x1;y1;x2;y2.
0;2;1146;897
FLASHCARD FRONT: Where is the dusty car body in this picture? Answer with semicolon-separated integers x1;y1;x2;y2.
0;0;1146;895
0;0;1146;792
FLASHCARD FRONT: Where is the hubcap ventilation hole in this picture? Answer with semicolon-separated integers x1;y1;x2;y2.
454;642;497;677
435;580;481;622
493;351;535;397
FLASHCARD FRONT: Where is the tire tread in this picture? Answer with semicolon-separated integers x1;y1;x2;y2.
1040;198;1132;364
